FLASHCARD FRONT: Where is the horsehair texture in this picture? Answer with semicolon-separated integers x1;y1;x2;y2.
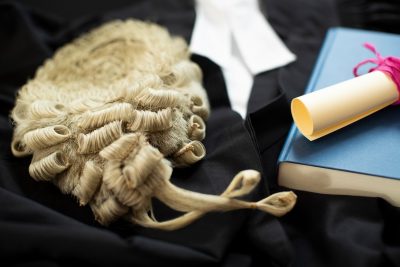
10;20;297;230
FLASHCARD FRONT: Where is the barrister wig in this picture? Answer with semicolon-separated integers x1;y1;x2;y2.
10;20;297;230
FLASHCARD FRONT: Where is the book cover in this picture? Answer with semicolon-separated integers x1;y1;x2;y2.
278;27;400;206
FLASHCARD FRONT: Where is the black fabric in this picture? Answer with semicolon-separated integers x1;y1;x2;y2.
1;0;400;266
338;0;400;34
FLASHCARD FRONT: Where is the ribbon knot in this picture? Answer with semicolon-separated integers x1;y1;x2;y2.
353;43;400;104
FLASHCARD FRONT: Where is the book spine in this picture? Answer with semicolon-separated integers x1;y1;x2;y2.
278;123;297;163
278;28;339;163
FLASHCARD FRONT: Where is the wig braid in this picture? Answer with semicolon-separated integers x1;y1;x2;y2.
10;20;297;230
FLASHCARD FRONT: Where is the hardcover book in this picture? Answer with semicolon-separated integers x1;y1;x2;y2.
278;27;400;206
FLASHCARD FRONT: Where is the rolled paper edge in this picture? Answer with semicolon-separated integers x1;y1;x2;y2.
291;71;399;141
293;98;396;141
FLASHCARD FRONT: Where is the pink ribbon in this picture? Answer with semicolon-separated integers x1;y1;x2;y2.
353;43;400;104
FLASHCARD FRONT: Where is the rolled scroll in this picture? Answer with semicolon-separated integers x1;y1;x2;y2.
291;43;400;141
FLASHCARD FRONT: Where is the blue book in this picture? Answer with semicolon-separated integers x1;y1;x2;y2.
278;27;400;206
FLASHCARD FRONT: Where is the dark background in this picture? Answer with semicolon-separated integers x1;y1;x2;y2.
8;0;400;33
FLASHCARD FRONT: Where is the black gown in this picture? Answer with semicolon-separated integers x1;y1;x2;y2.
1;0;399;266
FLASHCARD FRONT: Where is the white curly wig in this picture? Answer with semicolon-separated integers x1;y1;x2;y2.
10;20;296;230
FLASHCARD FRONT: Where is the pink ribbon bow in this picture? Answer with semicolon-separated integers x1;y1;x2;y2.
353;43;400;104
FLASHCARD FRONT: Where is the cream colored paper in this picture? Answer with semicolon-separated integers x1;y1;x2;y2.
291;71;399;140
